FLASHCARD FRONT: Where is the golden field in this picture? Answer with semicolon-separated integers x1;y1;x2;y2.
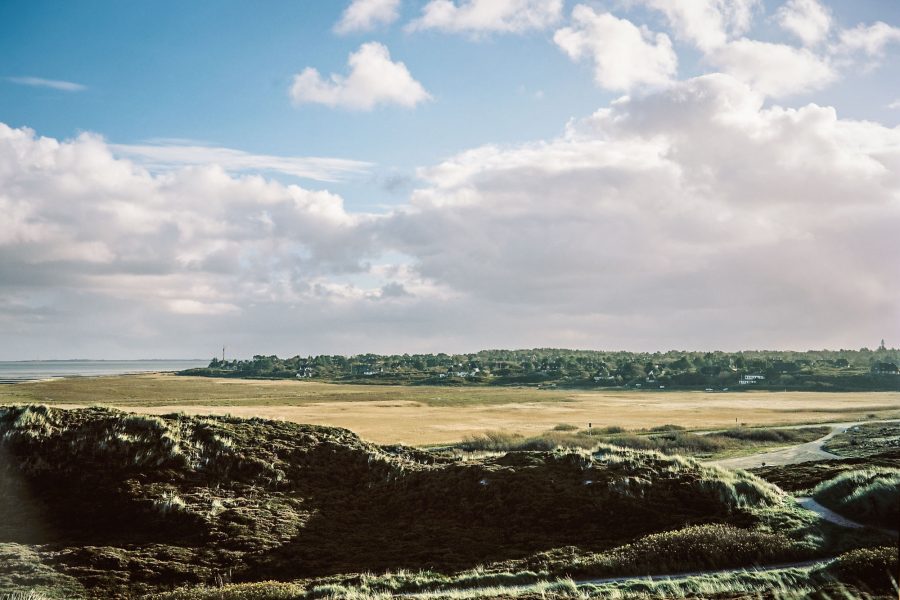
2;373;898;445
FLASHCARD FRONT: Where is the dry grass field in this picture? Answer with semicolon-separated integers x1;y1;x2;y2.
1;373;899;445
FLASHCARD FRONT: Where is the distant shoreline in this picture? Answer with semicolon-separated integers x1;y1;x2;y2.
0;359;208;384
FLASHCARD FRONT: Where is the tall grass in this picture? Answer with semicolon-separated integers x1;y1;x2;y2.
456;426;829;457
812;469;900;529
583;524;802;577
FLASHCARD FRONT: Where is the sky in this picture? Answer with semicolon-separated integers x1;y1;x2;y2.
1;0;899;359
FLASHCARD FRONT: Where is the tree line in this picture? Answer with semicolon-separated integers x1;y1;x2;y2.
180;347;900;391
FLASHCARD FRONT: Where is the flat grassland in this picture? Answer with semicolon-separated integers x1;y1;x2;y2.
1;373;899;445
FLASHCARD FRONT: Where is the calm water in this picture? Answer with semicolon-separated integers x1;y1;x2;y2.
0;360;209;383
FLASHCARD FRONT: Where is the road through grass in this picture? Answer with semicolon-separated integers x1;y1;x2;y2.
2;374;899;445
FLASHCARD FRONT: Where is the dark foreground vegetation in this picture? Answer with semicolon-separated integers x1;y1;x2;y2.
0;405;896;599
181;347;900;391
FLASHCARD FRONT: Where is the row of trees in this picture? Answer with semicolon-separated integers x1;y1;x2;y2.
184;347;900;391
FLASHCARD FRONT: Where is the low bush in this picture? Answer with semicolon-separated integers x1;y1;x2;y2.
145;581;305;600
647;424;685;432
825;546;899;594
721;427;828;443
457;427;829;458
582;524;802;577
812;469;900;529
552;424;579;432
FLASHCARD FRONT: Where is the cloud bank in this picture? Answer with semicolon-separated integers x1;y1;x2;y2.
2;71;898;357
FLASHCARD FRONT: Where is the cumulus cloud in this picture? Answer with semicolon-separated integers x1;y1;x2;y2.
7;76;86;92
834;21;900;58
289;42;431;110
633;0;760;51
407;0;562;34
614;0;840;98
776;0;832;46
554;6;677;92
334;0;401;34
0;122;377;315
709;38;836;97
378;74;900;349
2;72;900;356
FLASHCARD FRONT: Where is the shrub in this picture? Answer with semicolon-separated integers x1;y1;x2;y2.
648;424;685;432
552;424;579;432
812;469;900;529
720;427;827;443
145;581;305;599
825;546;899;594
585;524;801;577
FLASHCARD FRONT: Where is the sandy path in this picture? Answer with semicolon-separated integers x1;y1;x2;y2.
706;423;851;470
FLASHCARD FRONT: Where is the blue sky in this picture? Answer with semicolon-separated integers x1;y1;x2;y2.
2;1;603;208
4;0;897;209
1;0;899;358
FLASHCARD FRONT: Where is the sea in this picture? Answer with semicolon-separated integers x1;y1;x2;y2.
0;359;209;383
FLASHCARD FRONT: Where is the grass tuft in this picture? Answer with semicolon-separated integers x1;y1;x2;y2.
812;469;900;529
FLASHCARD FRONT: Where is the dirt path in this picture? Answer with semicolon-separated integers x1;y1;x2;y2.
704;420;899;470
796;497;863;529
797;497;899;536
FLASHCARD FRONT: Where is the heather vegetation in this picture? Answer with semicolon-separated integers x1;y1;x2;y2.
824;423;900;458
181;347;900;391
1;405;896;599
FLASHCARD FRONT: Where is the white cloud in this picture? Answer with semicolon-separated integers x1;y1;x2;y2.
7;76;86;92
710;38;836;97
110;141;372;182
0;122;377;327
776;0;832;46
382;74;900;349
554;6;677;92
407;0;562;34
2;73;900;355
633;0;760;51
631;0;839;98
334;0;401;34
834;21;900;57
889;99;900;110
167;299;240;316
289;42;431;110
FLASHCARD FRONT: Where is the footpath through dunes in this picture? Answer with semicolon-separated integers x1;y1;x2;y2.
707;420;900;470
0;404;813;599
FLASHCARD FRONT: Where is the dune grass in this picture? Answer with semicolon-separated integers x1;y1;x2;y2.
812;469;900;530
144;555;898;600
455;426;830;458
